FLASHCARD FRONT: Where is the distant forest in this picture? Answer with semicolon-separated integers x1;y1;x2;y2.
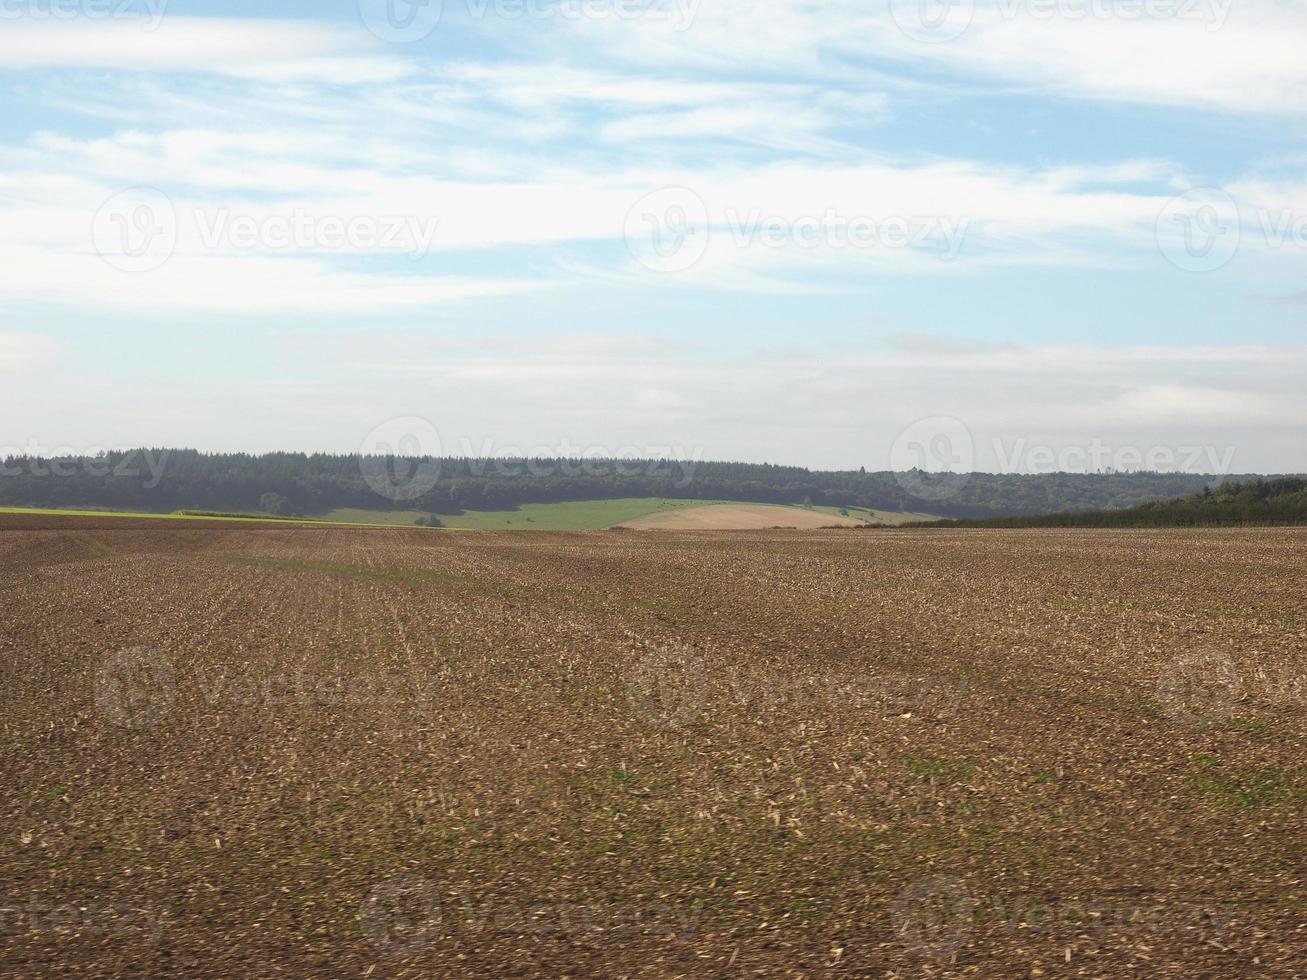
0;449;1281;520
912;477;1307;527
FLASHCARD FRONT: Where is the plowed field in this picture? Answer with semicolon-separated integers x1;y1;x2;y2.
620;504;864;530
2;515;1305;977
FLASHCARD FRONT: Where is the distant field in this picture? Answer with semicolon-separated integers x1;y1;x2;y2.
6;500;937;532
0;506;300;525
621;502;861;529
0;506;426;530
328;499;738;530
321;508;433;526
804;503;941;525
620;502;942;529
434;497;724;530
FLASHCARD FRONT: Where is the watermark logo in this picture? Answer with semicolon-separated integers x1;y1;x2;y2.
1158;186;1307;273
984;890;1234;941
0;0;171;30
0;445;170;489
723;208;969;259
890;416;975;503
625;640;709;730
444;437;703;487
0;899;165;941
94;650;440;728
888;424;1237;504
624;187;710;274
1156;187;1241;273
891;875;975;959
360;0;698;39
94;647;177;730
726;667;968;719
624;188;969;273
91;187;177;273
359;417;443;502
194;207;440;259
1156;648;1242;727
192;666;440;708
358;0;443;42
889;0;975;43
359;876;443;955
890;0;1230;44
992;438;1236;476
359;878;698;951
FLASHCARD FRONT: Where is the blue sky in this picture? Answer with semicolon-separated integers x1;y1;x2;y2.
1;0;1305;472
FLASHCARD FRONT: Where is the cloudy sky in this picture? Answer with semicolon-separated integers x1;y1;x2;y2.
1;0;1305;472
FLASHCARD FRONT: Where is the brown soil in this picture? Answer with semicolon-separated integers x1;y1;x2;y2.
1;514;1304;977
621;503;863;529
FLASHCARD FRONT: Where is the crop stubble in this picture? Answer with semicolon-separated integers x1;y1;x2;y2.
1;516;1305;977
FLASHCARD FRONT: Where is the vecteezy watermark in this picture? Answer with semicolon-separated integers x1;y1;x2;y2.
724;667;967;719
93;648;441;729
1156;186;1307;273
360;875;699;955
190;666;440;709
623;188;970;273
0;0;170;30
359;876;443;955
0;899;165;942
723;208;969;258
447;437;704;488
623;187;710;274
1155;187;1241;273
1156;648;1307;727
358;0;699;43
452;898;697;936
91;189;441;272
0;446;170;490
888;417;1238;503
625;639;710;730
985;893;1235;941
891;877;1233;960
94;648;177;730
359;417;444;502
465;0;698;28
92;187;177;273
192;208;439;259
1155;648;1241;727
992;438;1237;477
358;0;443;42
891;876;975;959
624;634;967;730
889;416;975;504
888;0;976;44
359;426;707;502
889;0;1231;45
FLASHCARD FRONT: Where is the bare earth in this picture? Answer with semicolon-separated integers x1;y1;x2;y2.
1;515;1305;978
620;503;864;529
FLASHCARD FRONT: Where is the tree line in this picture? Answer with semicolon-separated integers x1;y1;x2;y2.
0;448;1280;520
909;477;1307;527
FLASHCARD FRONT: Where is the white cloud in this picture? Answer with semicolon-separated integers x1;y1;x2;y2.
883;2;1307;114
557;0;1307;114
10;335;1303;472
0;242;541;314
0;17;410;82
7;120;1307;314
0;331;57;371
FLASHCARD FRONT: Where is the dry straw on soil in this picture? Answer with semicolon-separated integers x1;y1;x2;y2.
2;515;1305;977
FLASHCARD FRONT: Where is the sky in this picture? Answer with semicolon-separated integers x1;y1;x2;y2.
1;0;1305;474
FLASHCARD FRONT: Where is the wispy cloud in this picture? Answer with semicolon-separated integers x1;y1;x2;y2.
553;0;1307;114
0;17;411;82
0;331;57;371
